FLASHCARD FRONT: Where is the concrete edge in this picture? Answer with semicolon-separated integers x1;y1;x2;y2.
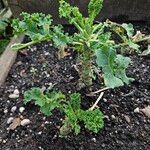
0;35;25;86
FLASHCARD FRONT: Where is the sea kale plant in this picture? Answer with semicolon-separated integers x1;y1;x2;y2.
59;0;148;88
24;88;104;135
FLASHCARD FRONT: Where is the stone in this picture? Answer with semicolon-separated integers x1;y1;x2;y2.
11;106;17;113
134;107;140;113
21;119;31;126
9;94;19;99
13;89;19;95
19;107;25;113
7;117;14;124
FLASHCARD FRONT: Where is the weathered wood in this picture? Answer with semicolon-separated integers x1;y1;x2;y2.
8;0;150;23
0;35;24;86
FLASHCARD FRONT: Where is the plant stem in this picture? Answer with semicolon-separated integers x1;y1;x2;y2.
91;87;110;94
12;37;49;50
79;44;93;87
89;92;104;111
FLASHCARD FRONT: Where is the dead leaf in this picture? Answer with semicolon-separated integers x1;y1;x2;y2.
140;106;150;118
132;31;145;42
20;49;28;55
9;117;21;130
58;45;71;59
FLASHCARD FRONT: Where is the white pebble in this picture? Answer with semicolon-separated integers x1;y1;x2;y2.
9;94;19;99
134;107;140;113
11;106;17;113
2;140;6;144
21;119;31;126
19;107;25;113
111;115;116;119
13;89;19;95
38;131;42;135
4;109;8;114
91;138;96;142
7;117;14;124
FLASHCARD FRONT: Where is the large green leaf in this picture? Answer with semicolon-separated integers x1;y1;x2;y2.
95;45;133;88
96;45;123;88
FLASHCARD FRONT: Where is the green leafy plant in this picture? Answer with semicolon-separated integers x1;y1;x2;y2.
60;93;104;136
11;12;71;50
24;88;104;135
59;0;149;88
24;87;65;116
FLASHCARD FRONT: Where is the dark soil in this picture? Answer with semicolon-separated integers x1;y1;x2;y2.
0;23;150;150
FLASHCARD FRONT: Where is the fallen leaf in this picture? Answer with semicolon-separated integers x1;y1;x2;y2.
58;45;71;59
140;106;150;118
132;31;145;42
9;117;21;130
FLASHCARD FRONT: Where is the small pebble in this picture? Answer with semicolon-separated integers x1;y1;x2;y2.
7;117;14;124
4;109;8;114
91;138;96;142
21;119;31;126
11;106;17;113
38;131;42;135
13;89;19;95
19;107;25;113
111;115;116;120
9;94;19;99
134;107;140;113
103;98;107;102
3;140;7;144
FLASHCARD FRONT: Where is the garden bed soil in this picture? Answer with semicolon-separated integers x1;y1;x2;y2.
0;23;150;150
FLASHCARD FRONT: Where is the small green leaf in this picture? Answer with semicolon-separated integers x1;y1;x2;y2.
88;0;103;21
81;109;104;133
24;87;65;116
24;88;45;106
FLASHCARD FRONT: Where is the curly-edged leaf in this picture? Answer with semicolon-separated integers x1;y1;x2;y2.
24;88;45;106
88;0;103;20
69;93;81;111
96;45;124;88
53;25;72;47
59;0;72;19
11;12;53;41
80;109;104;133
24;87;65;116
62;102;80;135
59;0;84;30
114;55;134;84
121;23;134;38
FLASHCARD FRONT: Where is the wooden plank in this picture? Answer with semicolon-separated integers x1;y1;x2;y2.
7;0;150;23
0;35;24;86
